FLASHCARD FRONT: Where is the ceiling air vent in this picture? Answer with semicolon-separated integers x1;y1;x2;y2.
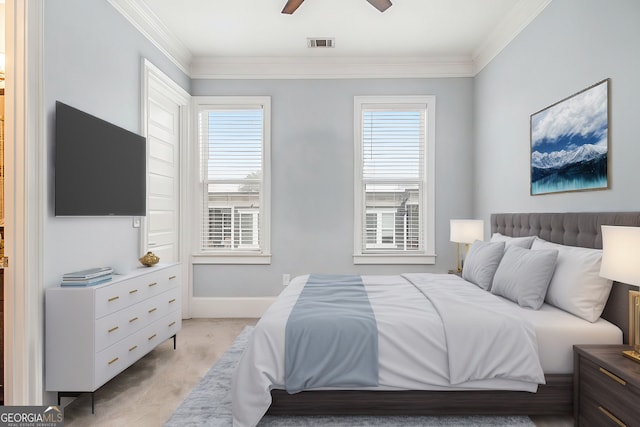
307;38;335;48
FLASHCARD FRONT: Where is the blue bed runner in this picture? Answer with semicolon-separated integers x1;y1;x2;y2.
284;274;379;393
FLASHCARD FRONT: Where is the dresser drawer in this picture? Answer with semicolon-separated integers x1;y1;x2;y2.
94;267;179;318
580;358;640;420
138;287;180;328
95;302;144;353
580;389;632;427
142;310;182;354
94;310;180;388
94;329;148;387
579;358;640;426
95;287;180;352
94;279;145;319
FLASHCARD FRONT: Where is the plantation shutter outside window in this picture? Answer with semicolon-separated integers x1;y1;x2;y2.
199;106;265;254
361;106;425;253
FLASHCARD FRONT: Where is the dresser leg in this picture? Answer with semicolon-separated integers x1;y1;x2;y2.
57;391;95;414
172;334;177;350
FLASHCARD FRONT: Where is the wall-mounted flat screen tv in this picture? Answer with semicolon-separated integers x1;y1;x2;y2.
55;101;147;216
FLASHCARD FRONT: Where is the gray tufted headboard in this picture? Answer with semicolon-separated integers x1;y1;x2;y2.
491;212;640;344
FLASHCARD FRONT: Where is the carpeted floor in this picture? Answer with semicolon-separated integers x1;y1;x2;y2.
61;318;256;427
166;326;537;427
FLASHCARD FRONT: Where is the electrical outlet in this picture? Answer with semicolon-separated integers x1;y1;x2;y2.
282;274;290;287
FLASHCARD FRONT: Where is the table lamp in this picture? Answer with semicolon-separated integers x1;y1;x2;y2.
600;225;640;363
450;219;484;272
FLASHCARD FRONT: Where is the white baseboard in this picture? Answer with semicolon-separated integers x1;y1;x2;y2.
189;297;276;318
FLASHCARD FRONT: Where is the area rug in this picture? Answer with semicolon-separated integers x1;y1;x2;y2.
165;326;536;427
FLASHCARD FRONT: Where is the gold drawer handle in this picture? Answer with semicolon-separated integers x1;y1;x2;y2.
169;321;176;327
108;357;119;365
599;367;627;386
148;333;157;341
108;326;119;333
168;298;176;304
148;282;158;287
129;289;138;294
108;296;120;302
169;275;177;280
148;307;157;313
129;345;138;352
598;406;626;427
129;317;139;323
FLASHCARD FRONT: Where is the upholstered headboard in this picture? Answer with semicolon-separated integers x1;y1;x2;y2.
491;212;640;344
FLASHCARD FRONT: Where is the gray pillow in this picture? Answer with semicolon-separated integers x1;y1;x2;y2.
461;240;505;290
491;245;558;309
490;233;536;249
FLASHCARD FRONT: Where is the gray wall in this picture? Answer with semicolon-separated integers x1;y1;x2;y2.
48;0;635;300
474;0;640;233
191;78;474;297
43;0;190;287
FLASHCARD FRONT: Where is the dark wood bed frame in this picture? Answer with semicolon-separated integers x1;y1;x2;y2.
267;212;640;417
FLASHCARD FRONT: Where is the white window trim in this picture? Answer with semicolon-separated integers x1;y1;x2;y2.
353;95;436;265
192;96;271;265
191;253;272;265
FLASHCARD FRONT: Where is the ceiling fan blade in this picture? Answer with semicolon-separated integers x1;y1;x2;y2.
282;0;305;14
366;0;392;12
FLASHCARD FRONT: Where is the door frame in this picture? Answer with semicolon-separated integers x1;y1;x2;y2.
4;0;45;404
141;59;191;318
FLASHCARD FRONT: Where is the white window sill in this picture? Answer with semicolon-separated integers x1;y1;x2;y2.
191;253;272;265
353;253;436;265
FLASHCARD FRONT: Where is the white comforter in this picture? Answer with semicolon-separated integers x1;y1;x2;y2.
232;273;545;427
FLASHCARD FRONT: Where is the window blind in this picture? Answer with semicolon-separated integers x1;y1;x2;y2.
199;107;264;252
360;107;426;253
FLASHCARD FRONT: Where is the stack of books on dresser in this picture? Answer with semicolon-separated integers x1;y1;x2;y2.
61;267;113;287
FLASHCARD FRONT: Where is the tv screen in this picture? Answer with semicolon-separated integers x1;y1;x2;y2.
55;101;147;216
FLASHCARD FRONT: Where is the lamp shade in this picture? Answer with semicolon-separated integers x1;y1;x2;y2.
450;219;484;244
600;225;640;285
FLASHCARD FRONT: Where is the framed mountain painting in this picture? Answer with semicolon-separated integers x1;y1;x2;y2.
530;79;609;195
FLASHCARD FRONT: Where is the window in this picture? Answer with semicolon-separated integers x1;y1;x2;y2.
194;96;271;264
354;96;435;264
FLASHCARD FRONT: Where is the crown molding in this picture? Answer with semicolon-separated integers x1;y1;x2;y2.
109;0;551;80
107;0;192;75
190;56;475;79
472;0;552;75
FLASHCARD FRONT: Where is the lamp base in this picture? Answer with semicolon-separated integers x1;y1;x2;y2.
622;349;640;364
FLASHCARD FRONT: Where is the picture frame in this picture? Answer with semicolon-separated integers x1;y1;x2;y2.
530;79;610;195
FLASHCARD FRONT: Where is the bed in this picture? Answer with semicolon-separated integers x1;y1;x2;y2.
232;212;640;426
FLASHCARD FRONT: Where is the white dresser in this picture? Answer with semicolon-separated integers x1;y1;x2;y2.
45;263;181;409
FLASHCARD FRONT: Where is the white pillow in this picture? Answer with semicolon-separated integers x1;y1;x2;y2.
462;240;505;291
490;233;536;249
491;245;558;309
531;238;613;322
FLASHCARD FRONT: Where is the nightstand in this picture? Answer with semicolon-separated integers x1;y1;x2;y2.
573;344;640;427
